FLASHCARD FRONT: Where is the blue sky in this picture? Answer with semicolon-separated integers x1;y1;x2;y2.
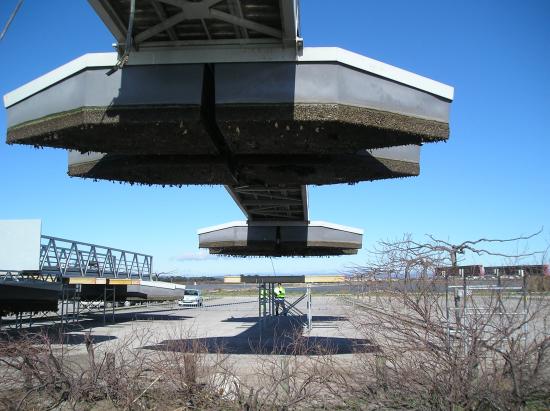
1;0;549;275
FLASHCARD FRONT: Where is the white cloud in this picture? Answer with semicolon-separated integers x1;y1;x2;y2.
173;250;221;262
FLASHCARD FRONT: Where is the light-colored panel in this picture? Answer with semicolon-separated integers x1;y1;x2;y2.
3;47;454;108
0;220;42;271
198;220;363;235
68;277;100;285
8;65;204;127
304;275;345;283
215;63;449;122
223;274;346;283
224;276;242;283
141;280;177;289
108;279;133;285
3;53;116;108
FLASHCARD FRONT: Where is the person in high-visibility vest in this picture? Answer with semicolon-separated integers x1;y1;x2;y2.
274;282;286;316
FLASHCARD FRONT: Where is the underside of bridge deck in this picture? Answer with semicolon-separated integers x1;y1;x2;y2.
3;1;453;257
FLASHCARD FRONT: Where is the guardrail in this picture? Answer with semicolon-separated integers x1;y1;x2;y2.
0;270;23;282
39;236;153;279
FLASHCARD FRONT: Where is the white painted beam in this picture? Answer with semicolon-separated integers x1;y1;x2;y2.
197;220;364;235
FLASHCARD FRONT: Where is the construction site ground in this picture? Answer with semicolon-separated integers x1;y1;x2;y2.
2;296;364;381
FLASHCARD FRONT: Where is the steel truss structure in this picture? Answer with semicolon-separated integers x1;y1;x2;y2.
89;0;301;51
0;269;23;282
38;236;153;280
227;184;307;221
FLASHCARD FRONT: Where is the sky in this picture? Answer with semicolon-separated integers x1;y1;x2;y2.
0;0;549;276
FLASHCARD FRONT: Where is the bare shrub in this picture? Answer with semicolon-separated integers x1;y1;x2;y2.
237;329;341;409
0;325;240;410
342;234;550;410
145;325;239;409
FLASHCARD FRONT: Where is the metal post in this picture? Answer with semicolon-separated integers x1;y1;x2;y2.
75;284;81;323
262;283;267;317
103;285;107;325
461;268;467;353
112;286;116;323
496;268;503;313
267;283;273;316
521;269;528;344
271;283;275;316
445;271;451;350
60;284;65;328
454;287;461;331
258;283;263;335
77;299;81;323
307;284;312;332
462;268;467;317
72;287;77;323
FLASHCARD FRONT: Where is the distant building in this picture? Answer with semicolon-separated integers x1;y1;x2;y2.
484;265;550;277
435;265;550;277
435;265;484;277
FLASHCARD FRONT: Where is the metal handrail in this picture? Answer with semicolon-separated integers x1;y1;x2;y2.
38;236;153;279
0;270;23;281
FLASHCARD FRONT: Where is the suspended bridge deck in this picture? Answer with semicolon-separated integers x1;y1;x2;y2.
3;0;454;258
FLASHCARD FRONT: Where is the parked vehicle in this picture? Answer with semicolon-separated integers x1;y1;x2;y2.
177;289;203;307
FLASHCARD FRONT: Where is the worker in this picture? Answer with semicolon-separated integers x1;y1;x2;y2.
274;282;286;316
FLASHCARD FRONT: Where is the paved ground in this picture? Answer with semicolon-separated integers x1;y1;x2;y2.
9;295;359;382
1;295;364;356
63;296;364;352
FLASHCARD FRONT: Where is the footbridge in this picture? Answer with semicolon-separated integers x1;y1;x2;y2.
0;220;184;316
3;0;454;258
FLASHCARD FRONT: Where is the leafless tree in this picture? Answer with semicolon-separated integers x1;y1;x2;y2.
341;232;550;410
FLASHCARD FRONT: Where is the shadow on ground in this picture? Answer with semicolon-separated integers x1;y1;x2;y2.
142;316;375;355
222;315;348;323
0;328;118;345
1;309;193;345
110;311;192;322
